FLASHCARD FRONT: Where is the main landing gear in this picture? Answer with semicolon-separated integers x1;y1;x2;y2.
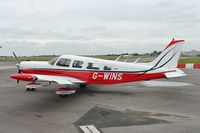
55;88;76;97
26;88;36;91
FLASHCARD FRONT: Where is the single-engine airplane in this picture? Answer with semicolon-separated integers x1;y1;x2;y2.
10;39;185;96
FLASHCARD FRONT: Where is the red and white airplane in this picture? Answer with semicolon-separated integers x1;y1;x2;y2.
10;39;185;96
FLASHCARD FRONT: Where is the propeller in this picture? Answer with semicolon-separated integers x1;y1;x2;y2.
12;52;21;73
12;52;19;62
12;52;21;84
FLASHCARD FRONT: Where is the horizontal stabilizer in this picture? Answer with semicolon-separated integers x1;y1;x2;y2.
165;71;186;78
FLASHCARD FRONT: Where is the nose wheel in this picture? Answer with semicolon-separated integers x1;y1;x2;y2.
26;88;36;91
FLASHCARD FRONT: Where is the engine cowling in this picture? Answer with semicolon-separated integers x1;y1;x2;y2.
10;74;36;81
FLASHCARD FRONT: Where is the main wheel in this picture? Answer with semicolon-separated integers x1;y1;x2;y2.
58;94;68;97
26;88;36;91
30;88;36;91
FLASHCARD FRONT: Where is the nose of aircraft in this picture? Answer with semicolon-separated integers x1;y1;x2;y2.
10;74;35;81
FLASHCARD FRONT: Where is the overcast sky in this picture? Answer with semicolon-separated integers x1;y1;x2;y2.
0;0;200;56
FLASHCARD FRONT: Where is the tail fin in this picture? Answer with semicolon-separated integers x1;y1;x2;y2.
147;39;185;69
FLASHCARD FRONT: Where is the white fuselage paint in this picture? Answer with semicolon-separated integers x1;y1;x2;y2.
19;55;170;74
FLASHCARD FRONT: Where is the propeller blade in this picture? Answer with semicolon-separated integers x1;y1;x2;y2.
18;69;21;74
12;52;21;73
12;52;19;61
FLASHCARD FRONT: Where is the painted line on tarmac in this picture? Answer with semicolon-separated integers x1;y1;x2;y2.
142;81;193;87
0;84;16;87
0;66;15;70
79;125;101;133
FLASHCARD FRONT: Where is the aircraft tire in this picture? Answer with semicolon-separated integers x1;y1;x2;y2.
58;94;68;97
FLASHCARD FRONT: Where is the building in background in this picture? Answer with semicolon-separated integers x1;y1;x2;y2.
182;50;200;57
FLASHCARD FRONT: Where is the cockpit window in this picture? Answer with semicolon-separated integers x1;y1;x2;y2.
87;63;99;70
49;57;58;65
56;58;71;67
72;60;83;68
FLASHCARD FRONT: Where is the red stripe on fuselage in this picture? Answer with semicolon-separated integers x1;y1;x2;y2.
20;69;168;84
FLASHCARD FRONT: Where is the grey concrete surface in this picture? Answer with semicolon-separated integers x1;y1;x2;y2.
0;61;200;133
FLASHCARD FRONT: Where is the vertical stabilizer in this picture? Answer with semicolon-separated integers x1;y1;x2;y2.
147;39;185;69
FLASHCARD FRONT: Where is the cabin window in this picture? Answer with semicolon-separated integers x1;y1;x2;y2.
104;66;112;71
87;63;99;70
72;60;83;68
56;58;71;67
49;57;58;65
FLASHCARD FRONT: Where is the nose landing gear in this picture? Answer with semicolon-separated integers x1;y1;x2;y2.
25;83;43;92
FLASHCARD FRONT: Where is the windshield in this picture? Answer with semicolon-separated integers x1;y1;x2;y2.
49;57;58;65
56;58;71;67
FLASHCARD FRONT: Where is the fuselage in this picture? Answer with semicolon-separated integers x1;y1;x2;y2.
18;55;172;84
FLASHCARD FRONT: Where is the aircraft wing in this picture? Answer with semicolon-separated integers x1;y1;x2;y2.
10;73;85;85
34;74;85;84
